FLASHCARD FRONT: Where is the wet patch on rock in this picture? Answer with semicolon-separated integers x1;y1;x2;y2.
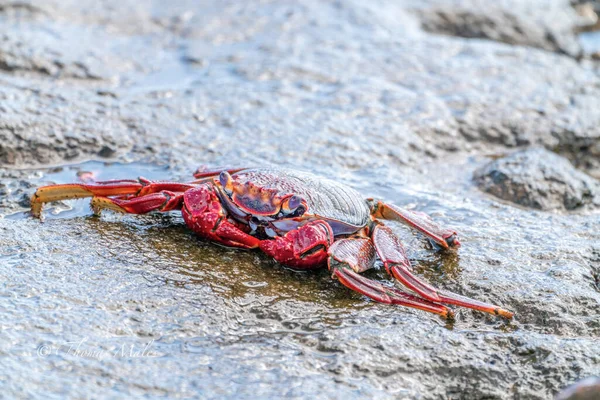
474;148;600;211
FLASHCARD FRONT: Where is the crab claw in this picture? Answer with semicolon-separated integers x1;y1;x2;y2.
260;221;334;269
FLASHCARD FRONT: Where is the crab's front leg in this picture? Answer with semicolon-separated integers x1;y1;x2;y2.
370;200;460;249
183;185;260;249
372;224;513;319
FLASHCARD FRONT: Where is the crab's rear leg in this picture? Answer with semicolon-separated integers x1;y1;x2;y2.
372;224;513;319
328;238;453;318
259;221;452;318
30;178;195;218
371;200;459;249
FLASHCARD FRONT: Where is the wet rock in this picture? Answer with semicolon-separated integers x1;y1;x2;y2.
411;0;583;57
0;84;137;166
0;173;34;214
0;23;103;79
474;148;600;211
0;1;599;174
553;127;600;179
556;377;600;400
574;2;600;31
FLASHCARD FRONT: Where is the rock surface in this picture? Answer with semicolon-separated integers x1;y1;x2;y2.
474;148;600;211
1;0;599;399
411;0;584;56
556;377;600;400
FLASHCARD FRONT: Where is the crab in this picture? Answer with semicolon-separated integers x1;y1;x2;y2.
31;166;513;320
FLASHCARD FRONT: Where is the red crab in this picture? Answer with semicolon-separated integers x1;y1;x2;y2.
31;166;513;320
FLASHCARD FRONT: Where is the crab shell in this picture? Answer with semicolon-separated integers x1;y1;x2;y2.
212;168;372;237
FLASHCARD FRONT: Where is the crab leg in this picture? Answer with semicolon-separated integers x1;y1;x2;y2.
30;178;195;218
371;201;460;249
91;191;185;214
328;238;453;318
192;166;248;181
372;224;513;319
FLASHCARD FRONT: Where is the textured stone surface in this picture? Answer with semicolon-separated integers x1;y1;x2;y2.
0;1;599;174
411;0;584;56
474;148;600;211
556;377;600;400
1;0;600;399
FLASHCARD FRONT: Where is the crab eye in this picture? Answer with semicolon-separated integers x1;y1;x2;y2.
281;195;304;215
219;171;233;193
288;195;301;210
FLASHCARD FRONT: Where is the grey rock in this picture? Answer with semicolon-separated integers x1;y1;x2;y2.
0;84;134;166
474;148;600;211
0;1;597;175
409;0;583;56
556;377;600;400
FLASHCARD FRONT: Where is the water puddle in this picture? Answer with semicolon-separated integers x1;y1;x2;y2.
5;161;174;220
